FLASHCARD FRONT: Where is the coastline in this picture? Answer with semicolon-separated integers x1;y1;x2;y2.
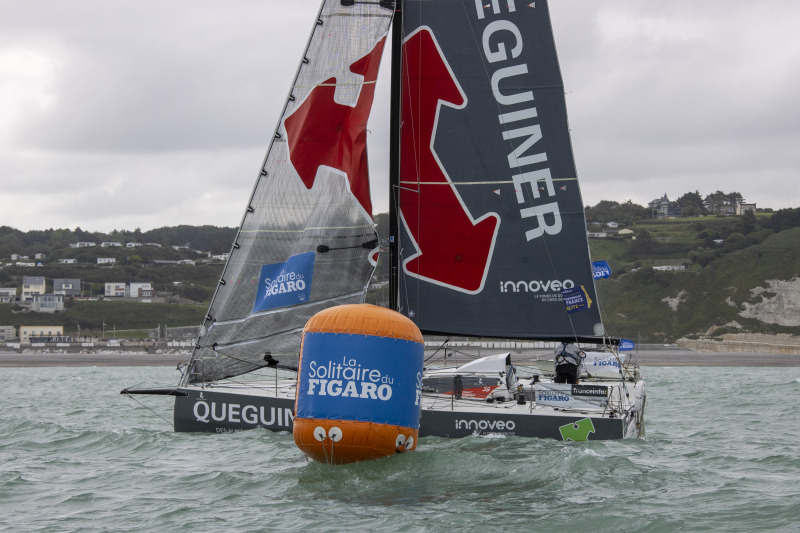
2;349;800;368
0;352;189;367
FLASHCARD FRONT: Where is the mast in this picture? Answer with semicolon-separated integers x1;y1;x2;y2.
388;0;403;312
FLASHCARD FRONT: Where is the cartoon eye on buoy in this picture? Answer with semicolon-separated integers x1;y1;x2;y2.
395;434;414;452
314;426;343;442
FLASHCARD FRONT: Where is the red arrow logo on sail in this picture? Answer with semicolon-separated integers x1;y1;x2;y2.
284;37;387;216
400;29;499;293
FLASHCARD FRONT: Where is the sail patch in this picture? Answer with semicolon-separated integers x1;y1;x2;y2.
251;251;315;312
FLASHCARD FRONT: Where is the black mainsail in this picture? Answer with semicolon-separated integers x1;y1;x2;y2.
392;0;606;342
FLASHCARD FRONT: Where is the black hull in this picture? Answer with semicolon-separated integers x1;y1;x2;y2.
174;389;294;433
173;388;639;440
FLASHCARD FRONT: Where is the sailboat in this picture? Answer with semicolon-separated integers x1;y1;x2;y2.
123;0;646;441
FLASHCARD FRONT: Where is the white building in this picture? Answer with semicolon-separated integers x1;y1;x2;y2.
0;287;17;303
58;258;78;264
22;276;46;301
653;265;686;272
129;282;154;298
30;294;65;313
20;325;64;343
70;242;96;248
97;257;116;265
105;283;126;297
0;325;17;341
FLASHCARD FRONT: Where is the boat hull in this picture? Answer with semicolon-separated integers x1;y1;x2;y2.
173;387;643;440
174;388;295;433
419;408;629;440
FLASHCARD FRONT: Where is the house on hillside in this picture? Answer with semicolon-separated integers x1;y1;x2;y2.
709;200;737;216
0;325;17;341
736;202;757;215
648;194;682;218
70;242;96;248
31;293;65;312
0;287;17;303
126;242;143;248
97;257;116;265
21;325;65;343
22;276;46;302
100;242;122;247
105;283;127;297
129;282;154;298
53;279;81;297
58;258;78;264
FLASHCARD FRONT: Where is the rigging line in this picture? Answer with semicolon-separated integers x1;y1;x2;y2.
395;4;423;325
208;375;296;394
423;337;452;363
194;347;298;371
122;392;174;430
201;328;304;349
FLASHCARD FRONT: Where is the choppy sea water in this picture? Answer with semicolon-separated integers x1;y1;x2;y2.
2;365;799;532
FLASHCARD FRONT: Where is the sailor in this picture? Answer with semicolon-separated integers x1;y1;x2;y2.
553;342;585;384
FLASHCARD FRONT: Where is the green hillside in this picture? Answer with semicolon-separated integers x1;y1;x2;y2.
2;212;800;343
595;224;800;343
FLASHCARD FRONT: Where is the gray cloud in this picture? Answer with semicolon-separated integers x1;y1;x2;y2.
1;0;798;231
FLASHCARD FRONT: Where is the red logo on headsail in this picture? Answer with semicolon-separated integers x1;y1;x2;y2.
284;38;387;216
400;29;499;293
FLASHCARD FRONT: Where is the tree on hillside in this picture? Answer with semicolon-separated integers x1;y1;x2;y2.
677;191;706;216
703;190;744;215
735;210;757;235
585;200;649;225
703;191;728;214
631;228;654;258
765;208;800;232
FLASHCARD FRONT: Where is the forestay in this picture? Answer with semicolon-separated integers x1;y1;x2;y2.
183;1;394;384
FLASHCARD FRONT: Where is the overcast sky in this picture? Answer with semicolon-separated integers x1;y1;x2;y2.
2;0;799;232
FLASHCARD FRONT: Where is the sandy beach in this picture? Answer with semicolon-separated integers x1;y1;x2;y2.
2;349;800;367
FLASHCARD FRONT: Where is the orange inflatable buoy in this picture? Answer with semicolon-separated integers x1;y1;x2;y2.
293;304;424;464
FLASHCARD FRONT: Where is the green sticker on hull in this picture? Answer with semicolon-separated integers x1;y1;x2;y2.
559;418;596;441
